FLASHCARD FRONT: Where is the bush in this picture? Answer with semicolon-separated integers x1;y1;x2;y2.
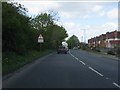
107;51;115;55
96;49;101;52
91;47;100;52
116;48;120;57
2;50;52;75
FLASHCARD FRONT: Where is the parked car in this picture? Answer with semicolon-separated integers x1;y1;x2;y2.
57;46;68;54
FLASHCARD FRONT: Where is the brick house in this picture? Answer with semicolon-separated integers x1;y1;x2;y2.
99;34;106;48
88;30;120;49
106;30;120;48
88;37;96;49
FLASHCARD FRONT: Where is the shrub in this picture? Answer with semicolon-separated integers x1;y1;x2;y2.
116;48;120;57
107;51;115;55
96;49;101;52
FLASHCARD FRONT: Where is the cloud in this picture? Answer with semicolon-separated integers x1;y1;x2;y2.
57;3;107;19
62;22;92;42
82;15;90;19
14;0;118;42
106;8;118;18
63;22;82;39
102;22;118;30
92;5;103;12
16;1;60;15
17;1;112;19
99;10;105;16
60;12;73;19
87;22;118;39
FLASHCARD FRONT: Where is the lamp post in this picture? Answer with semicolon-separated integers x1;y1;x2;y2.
38;34;44;51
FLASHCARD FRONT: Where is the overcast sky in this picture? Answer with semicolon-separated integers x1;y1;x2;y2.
14;0;118;43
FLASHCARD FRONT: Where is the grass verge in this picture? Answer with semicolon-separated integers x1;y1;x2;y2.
2;50;53;76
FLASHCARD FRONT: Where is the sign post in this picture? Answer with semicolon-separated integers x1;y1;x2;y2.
38;34;44;51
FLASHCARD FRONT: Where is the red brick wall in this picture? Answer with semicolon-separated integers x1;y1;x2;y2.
88;30;120;49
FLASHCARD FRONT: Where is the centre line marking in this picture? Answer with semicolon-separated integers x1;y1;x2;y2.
75;57;79;60
70;53;86;65
89;67;103;77
79;60;85;65
70;53;74;57
113;82;120;88
70;51;119;87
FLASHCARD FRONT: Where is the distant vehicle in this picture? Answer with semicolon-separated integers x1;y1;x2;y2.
73;47;78;50
57;46;68;54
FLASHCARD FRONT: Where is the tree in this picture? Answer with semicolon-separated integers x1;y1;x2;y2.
67;35;80;49
30;10;59;34
49;25;68;49
2;2;38;54
31;11;68;50
3;1;68;53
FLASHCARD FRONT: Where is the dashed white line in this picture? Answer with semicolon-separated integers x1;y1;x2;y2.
89;67;103;77
70;53;85;65
70;53;75;58
70;53;79;61
70;51;119;88
70;52;103;76
75;57;79;60
113;82;120;88
79;60;86;65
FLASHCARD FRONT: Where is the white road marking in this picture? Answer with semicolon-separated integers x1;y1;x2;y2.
70;51;118;86
79;60;85;65
75;57;79;60
70;53;75;58
69;51;119;88
70;53;85;65
89;67;103;77
113;82;120;88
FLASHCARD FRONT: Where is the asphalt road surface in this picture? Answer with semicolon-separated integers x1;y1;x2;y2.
2;50;120;88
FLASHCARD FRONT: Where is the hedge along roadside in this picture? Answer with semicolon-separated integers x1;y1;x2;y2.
2;50;53;76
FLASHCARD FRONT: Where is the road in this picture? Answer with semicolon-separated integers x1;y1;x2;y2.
2;50;120;88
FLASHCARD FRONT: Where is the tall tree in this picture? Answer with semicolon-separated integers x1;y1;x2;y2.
67;35;80;49
31;11;68;50
50;25;68;49
2;2;37;54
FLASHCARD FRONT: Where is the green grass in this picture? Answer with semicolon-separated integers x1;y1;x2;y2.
2;50;53;76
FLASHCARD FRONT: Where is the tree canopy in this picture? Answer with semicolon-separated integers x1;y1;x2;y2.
67;35;80;49
2;2;33;54
30;12;68;49
2;2;68;55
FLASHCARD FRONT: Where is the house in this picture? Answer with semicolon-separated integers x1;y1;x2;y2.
106;30;120;48
88;30;120;49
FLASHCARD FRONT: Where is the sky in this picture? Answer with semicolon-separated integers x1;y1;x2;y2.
13;0;118;43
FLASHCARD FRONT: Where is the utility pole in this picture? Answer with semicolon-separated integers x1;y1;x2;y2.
81;28;86;43
81;36;83;43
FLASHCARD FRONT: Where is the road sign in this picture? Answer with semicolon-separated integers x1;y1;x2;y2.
38;34;44;43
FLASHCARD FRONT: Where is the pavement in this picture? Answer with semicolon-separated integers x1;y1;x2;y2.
81;50;120;61
2;49;120;88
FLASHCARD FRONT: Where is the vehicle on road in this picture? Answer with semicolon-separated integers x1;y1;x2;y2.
73;47;78;50
57;46;68;54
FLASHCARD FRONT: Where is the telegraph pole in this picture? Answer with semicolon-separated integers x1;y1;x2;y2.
81;28;86;43
84;29;86;43
81;36;83;43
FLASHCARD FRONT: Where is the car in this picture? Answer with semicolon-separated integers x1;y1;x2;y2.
73;47;78;50
57;46;68;54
